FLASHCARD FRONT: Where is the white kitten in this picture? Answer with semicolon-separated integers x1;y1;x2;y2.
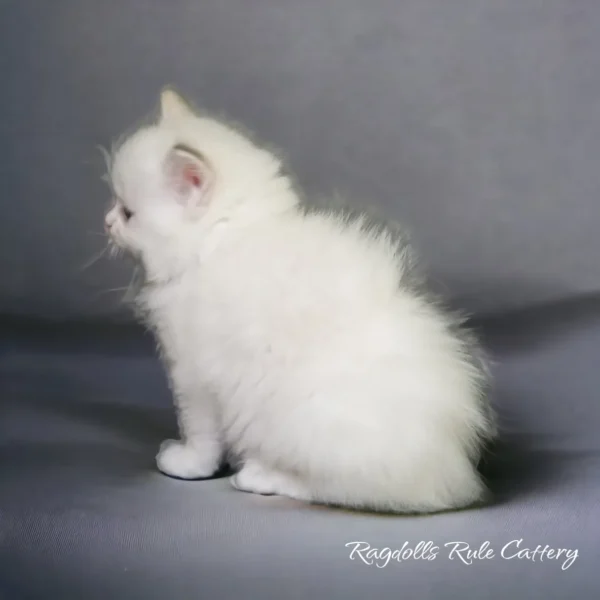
104;88;495;513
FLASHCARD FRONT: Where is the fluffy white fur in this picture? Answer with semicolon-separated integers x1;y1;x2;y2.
104;88;495;513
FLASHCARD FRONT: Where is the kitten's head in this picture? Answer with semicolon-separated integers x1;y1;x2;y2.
104;89;290;277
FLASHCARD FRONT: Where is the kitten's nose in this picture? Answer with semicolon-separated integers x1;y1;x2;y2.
104;212;115;232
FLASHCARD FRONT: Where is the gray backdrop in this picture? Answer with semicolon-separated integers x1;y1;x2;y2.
1;2;599;599
2;0;600;319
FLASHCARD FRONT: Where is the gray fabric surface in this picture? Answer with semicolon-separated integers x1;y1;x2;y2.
2;0;600;319
1;313;598;599
1;0;598;598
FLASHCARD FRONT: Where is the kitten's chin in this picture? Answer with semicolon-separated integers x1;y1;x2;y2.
108;230;131;251
108;236;140;261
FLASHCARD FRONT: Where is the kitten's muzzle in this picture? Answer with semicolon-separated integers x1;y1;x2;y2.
104;206;119;233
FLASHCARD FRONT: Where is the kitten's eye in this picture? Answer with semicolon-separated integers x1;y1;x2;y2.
121;206;133;221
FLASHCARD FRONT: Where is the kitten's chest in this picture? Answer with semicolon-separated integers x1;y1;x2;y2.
138;279;205;359
138;247;330;377
139;272;263;363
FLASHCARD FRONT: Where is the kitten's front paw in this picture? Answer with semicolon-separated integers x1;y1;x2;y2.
156;439;219;480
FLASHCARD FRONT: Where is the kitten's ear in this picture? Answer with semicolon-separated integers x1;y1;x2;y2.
164;145;213;209
159;88;194;124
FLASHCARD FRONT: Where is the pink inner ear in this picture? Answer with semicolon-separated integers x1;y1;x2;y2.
183;164;202;187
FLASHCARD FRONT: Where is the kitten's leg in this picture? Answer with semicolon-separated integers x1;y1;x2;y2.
156;389;222;480
230;459;311;501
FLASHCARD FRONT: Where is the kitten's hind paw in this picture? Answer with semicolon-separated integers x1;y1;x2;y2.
230;460;310;501
156;439;219;480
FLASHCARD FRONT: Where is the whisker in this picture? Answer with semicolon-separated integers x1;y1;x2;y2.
97;144;115;191
95;286;133;296
94;266;140;303
78;245;109;272
122;266;140;302
108;243;121;259
97;144;112;171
